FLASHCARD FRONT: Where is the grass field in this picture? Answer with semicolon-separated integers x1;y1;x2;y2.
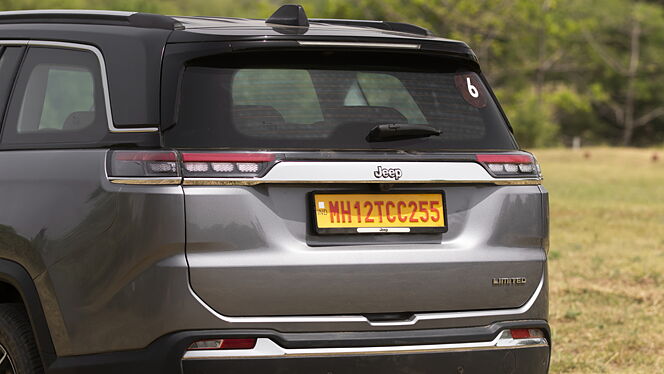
532;148;664;373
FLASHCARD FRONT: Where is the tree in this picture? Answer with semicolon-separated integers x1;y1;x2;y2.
582;0;664;145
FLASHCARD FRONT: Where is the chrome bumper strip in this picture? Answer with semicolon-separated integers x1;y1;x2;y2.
182;330;548;360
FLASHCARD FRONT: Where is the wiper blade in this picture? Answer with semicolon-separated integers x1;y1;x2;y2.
366;123;441;142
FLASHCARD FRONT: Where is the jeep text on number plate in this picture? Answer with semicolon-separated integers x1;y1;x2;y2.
313;192;447;234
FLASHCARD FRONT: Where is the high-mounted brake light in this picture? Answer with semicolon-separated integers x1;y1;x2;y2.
108;150;179;177
188;338;257;351
180;152;277;178
476;153;540;178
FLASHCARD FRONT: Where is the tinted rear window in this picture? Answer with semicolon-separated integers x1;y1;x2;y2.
164;51;516;150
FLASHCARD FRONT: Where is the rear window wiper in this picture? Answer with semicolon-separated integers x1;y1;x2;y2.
366;123;442;142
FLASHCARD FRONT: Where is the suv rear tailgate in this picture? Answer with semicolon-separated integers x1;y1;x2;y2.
184;162;545;317
165;47;546;318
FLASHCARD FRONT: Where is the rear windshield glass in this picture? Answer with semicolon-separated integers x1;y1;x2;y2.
164;51;516;150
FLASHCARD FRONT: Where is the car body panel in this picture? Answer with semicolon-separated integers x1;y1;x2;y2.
0;150;549;357
185;182;545;316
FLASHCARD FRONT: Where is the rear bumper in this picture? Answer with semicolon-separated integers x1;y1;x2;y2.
183;345;550;374
46;320;550;374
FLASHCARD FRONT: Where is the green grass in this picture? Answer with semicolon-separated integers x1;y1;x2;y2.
533;147;664;373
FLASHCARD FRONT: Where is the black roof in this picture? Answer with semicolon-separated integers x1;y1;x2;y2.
0;9;466;45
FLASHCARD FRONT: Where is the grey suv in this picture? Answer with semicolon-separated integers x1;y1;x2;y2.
0;5;550;374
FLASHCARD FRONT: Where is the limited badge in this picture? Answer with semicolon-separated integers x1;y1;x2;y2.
455;72;487;108
492;277;527;286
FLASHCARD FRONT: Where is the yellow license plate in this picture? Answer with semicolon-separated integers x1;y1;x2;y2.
313;192;446;234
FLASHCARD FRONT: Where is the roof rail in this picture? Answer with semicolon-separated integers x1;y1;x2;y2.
0;10;182;30
310;18;432;37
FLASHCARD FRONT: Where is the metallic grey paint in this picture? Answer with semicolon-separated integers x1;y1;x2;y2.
185;184;545;316
0;150;549;355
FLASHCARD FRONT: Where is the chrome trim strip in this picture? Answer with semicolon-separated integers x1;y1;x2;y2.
0;40;158;133
494;179;542;186
372;274;545;327
0;40;30;46
109;177;182;185
189;274;544;327
183;178;541;186
182;330;548;359
298;41;421;49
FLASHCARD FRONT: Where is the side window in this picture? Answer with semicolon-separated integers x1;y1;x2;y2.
20;66;95;133
344;72;427;124
2;47;107;145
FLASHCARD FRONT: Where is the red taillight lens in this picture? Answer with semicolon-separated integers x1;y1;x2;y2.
510;328;545;339
188;338;257;351
476;155;532;164
180;152;277;178
219;338;258;349
109;150;179;177
113;151;177;162
510;328;531;339
476;153;540;177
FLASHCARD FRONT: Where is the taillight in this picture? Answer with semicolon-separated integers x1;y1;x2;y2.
476;153;540;178
107;150;279;180
181;152;277;178
188;338;257;350
108;150;179;177
510;328;545;339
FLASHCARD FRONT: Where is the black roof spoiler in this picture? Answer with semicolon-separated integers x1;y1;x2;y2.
310;19;432;37
266;4;432;37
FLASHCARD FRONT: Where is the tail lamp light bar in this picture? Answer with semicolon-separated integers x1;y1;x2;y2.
181;152;276;177
109;150;179;177
475;153;541;178
108;151;278;180
107;150;541;184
